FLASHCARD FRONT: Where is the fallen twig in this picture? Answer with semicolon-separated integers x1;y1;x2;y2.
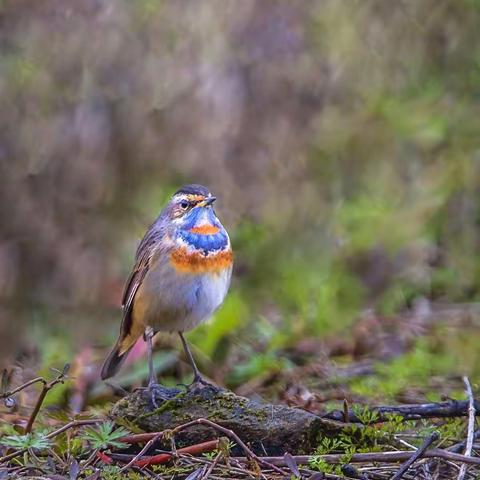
113;417;287;475
183;455;262;479
25;364;70;433
457;376;476;480
232;449;480;466
118;432;160;444
324;399;480;423
448;428;480;453
106;440;219;466
1;377;48;400
45;419;103;440
119;432;163;472
391;431;439;480
180;418;287;476
199;450;221;479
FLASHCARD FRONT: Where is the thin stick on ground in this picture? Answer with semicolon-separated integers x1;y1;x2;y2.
232;449;480;466
324;399;480;423
457;376;476;480
118;432;160;444
391;431;439;480
188;418;288;476
449;428;480;453
200;451;222;479
116;417;287;476
1;377;49;400
119;432;163;472
107;440;220;467
45;419;103;440
25;364;70;433
79;448;99;473
182;455;261;479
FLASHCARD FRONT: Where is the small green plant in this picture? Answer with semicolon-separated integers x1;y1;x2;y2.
309;439;356;476
413;418;463;448
314;437;344;454
437;418;464;443
337;426;380;454
52;432;86;459
151;464;193;475
203;450;217;460
351;405;380;425
101;465;122;480
308;456;335;474
203;439;236;460
382;413;409;434
0;432;50;451
81;422;130;450
101;465;151;480
308;456;344;476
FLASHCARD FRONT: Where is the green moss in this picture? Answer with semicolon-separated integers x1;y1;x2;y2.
138;392;187;420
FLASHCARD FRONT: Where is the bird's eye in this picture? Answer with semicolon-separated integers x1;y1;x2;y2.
180;200;189;210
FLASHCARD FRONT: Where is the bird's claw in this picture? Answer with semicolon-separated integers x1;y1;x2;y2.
188;375;217;391
176;375;216;393
144;383;180;408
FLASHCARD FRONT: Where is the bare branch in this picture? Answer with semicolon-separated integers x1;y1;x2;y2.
1;377;47;400
232;449;480;467
324;399;480;423
457;376;476;480
391;431;439;480
25;364;70;433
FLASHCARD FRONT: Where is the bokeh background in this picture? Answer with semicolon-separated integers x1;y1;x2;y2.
2;0;480;401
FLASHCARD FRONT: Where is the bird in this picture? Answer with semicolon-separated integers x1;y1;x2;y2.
101;184;233;402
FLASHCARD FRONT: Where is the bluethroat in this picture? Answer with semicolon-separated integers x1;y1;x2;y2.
101;184;233;400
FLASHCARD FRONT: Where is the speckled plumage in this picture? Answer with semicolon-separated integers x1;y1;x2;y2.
101;185;233;381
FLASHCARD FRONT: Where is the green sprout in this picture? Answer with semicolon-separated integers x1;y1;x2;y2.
81;422;130;450
0;432;50;451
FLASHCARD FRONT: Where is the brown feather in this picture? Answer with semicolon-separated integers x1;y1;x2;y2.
101;227;164;379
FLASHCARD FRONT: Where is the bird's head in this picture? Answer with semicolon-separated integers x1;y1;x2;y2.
164;184;229;254
167;184;217;226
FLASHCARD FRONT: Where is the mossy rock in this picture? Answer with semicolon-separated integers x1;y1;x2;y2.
110;384;345;455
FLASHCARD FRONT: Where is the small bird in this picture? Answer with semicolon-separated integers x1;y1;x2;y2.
101;184;233;400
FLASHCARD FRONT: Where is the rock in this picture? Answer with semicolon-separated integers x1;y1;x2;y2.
110;384;345;455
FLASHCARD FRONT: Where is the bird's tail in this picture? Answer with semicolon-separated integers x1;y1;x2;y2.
100;339;135;380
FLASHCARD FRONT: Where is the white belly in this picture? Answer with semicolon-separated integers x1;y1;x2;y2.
140;261;232;333
179;267;232;331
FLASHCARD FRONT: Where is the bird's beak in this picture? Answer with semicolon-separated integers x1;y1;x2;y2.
198;196;216;207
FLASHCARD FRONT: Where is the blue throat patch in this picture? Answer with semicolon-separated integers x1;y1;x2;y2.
179;229;228;252
178;207;228;253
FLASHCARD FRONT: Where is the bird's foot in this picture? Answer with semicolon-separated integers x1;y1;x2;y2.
187;375;219;392
176;374;214;391
138;383;181;408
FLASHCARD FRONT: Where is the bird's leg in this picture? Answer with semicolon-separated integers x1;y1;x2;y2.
143;326;174;406
145;326;157;387
178;331;212;388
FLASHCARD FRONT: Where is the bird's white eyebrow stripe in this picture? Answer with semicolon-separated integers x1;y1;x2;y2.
172;193;208;203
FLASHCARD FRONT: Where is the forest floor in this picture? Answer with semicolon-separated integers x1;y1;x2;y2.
1;302;480;479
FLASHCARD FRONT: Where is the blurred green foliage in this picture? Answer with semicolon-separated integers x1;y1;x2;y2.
349;338;457;401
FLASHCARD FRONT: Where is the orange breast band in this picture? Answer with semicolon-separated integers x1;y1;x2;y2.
189;224;220;235
170;247;233;274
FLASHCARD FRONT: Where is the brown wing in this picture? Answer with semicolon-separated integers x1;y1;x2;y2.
100;226;167;378
118;227;165;344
